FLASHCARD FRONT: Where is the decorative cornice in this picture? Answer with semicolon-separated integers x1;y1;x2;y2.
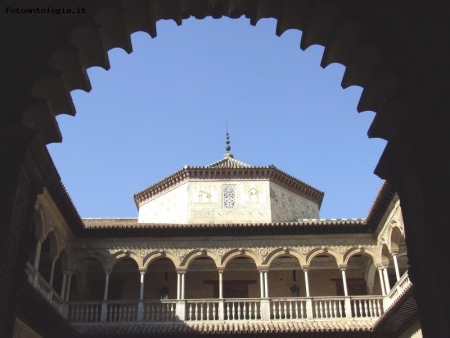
133;165;324;208
80;219;368;238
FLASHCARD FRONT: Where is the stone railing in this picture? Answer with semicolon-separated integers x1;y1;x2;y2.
386;271;411;308
26;262;64;310
67;295;384;324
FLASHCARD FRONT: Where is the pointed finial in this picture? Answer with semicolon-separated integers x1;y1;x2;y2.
224;123;233;158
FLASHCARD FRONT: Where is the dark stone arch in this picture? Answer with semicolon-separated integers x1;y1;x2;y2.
1;1;450;336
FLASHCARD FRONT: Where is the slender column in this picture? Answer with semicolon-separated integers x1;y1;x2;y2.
264;271;269;298
259;270;265;298
65;274;72;302
378;268;386;295
49;257;57;287
60;273;67;300
139;271;145;300
304;269;310;297
218;270;223;299
176;272;181;299
383;268;391;293
341;269;348;296
33;239;42;270
103;273;110;301
33;239;42;286
181;272;185;299
392;254;401;282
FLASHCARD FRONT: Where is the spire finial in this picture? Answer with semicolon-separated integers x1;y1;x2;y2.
224;123;233;158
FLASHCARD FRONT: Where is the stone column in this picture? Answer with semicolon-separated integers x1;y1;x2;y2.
264;270;269;298
259;270;265;298
303;268;310;297
49;257;57;287
341;268;348;296
138;270;146;321
181;272;185;299
60;273;67;300
65;274;72;302
378;268;386;296
218;270;223;299
0;127;43;338
383;268;391;293
101;272;110;322
392;253;401;282
139;271;145;300
33;238;43;286
176;272;181;299
103;273;110;301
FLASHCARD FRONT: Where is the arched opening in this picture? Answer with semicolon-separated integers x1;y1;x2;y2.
185;257;217;299
145;258;176;300
268;255;302;297
346;253;380;296
53;249;69;296
73;257;106;301
389;227;408;285
109;258;140;300
308;254;339;297
223;256;259;298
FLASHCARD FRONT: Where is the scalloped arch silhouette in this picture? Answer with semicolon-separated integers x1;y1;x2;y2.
143;251;180;270
19;1;405;145
107;251;143;271
306;247;342;266
182;249;220;269
71;251;108;274
221;249;262;268
265;248;306;267
343;247;379;266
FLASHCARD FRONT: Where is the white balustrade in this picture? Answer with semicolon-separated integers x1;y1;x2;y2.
387;271;411;307
311;298;345;319
223;299;261;320
143;300;177;322
270;298;307;320
26;262;64;310
68;302;102;323
107;301;139;322
350;296;384;318
185;300;220;321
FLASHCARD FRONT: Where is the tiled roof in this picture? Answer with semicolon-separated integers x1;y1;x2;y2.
80;219;369;237
75;319;377;337
206;155;252;168
364;181;397;230
133;157;324;208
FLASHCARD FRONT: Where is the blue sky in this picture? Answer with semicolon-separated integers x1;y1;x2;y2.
48;17;386;219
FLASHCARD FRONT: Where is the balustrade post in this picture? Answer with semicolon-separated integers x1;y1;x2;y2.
344;297;352;319
175;300;185;321
218;299;224;321
33;238;43;286
260;299;271;321
101;302;108;322
306;298;313;319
